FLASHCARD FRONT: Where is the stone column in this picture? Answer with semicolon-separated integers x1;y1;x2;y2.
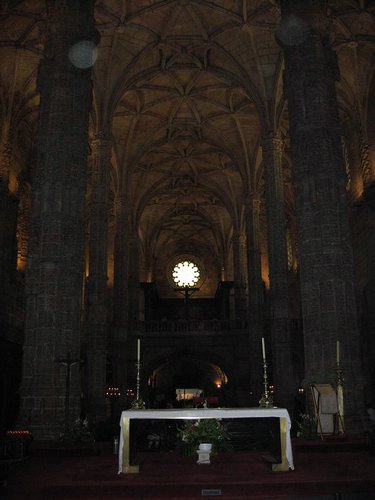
216;281;232;320
86;134;111;423
19;1;98;439
245;193;264;403
113;195;128;330
127;232;140;322
245;193;264;317
359;128;372;188
262;132;295;410
0;143;18;292
112;194;128;390
0;142;11;189
16;184;32;273
141;282;154;321
279;0;366;431
232;230;250;404
232;230;247;319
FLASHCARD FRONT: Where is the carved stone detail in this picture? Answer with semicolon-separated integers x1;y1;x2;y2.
113;194;129;331
280;0;366;431
19;1;97;439
232;230;247;318
245;193;263;315
262;131;294;409
0;142;11;188
359;131;372;186
86;134;111;422
245;192;264;402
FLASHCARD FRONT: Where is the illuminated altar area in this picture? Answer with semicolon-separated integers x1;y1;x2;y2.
118;407;294;474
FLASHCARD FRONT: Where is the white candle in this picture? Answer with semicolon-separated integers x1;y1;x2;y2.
137;338;141;362
336;340;340;364
261;337;266;359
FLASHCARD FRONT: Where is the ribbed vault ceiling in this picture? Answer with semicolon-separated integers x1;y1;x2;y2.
1;0;375;296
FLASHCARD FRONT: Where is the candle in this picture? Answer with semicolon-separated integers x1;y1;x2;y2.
261;337;266;359
336;340;340;364
137;338;140;362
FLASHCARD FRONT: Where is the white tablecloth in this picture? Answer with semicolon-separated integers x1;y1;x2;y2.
118;407;294;472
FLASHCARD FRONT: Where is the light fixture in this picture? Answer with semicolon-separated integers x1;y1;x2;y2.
172;260;200;287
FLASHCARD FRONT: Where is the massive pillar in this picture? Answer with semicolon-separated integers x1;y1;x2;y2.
262;132;295;410
85;134;111;422
112;194;128;390
231;229;250;404
0;142;11;189
127;232;140;322
232;230;247;319
0;143;18;295
279;0;366;431
245;193;264;319
245;192;264;403
113;194;128;329
19;1;97;439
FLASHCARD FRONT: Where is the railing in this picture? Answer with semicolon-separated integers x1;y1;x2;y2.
128;319;249;336
126;318;303;338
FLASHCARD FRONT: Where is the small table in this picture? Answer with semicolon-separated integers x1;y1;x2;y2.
118;407;294;473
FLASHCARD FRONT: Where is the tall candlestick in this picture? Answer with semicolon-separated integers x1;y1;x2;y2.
261;337;266;359
336;340;340;364
131;338;145;409
259;351;273;408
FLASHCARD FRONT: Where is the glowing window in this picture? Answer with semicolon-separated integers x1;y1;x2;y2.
172;261;200;287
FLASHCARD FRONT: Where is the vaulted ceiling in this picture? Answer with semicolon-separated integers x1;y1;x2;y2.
1;0;375;297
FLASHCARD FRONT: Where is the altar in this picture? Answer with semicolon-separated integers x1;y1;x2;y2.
118;407;294;473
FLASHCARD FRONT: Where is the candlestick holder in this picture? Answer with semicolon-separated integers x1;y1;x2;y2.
335;361;344;387
259;357;274;408
335;361;345;433
131;361;145;409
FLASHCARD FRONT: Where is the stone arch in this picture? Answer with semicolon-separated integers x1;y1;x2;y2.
143;347;231;406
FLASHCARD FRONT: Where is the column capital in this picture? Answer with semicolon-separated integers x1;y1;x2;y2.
261;132;283;154
245;191;262;213
114;194;129;215
91;133;112;156
246;190;262;201
232;228;246;241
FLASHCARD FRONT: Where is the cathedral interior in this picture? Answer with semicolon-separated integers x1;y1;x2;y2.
0;0;375;441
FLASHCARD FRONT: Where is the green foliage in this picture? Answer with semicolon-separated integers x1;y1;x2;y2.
60;418;95;443
296;413;318;439
177;418;232;456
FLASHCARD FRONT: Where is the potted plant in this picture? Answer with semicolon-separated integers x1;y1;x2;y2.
59;418;95;445
295;413;318;440
176;418;232;456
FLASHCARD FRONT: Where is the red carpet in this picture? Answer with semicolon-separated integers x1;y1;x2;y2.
2;445;375;499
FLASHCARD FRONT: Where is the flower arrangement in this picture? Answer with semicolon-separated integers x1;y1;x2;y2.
177;418;232;456
296;413;318;439
60;418;95;443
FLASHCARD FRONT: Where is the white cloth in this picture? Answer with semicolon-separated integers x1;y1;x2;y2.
118;407;294;472
312;384;338;414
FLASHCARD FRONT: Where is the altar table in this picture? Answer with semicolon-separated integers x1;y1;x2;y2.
118;407;294;473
